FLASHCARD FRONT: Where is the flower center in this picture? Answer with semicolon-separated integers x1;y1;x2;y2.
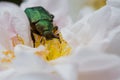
34;33;71;61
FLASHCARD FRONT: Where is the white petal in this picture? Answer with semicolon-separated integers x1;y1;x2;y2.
77;51;120;80
12;45;54;73
51;48;120;80
8;72;63;80
68;0;87;20
68;2;120;55
0;45;63;80
104;26;120;55
79;7;95;19
72;6;111;42
0;2;31;50
87;6;120;54
107;0;120;8
0;67;14;80
54;63;79;80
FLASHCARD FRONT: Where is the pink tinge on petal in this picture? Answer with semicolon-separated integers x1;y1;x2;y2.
3;11;17;38
54;14;72;29
0;2;31;50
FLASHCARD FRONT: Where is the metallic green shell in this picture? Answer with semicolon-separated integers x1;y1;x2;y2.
24;6;58;41
25;6;54;23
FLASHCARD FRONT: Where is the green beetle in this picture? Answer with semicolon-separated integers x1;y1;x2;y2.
25;6;59;47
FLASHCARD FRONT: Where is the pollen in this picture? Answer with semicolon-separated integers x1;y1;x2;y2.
0;50;15;63
34;33;71;61
87;0;106;9
11;34;24;47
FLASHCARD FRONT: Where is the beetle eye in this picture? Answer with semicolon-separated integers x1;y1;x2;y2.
51;15;54;19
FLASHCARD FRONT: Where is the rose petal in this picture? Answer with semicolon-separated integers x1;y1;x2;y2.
107;0;120;8
76;49;120;80
104;26;120;55
8;44;63;80
79;7;95;19
8;72;63;80
61;28;80;50
0;2;31;50
67;1;120;56
12;44;54;73
51;48;120;80
0;68;14;80
53;63;79;80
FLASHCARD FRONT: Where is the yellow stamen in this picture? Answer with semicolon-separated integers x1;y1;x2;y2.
87;0;106;9
33;33;41;47
11;34;24;47
35;50;49;61
1;50;15;63
34;33;71;61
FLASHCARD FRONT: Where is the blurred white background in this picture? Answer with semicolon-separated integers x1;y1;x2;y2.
68;0;106;21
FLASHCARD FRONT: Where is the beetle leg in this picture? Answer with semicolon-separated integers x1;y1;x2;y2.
32;29;40;35
52;26;61;43
31;30;35;47
56;33;61;43
53;26;58;33
40;37;46;45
